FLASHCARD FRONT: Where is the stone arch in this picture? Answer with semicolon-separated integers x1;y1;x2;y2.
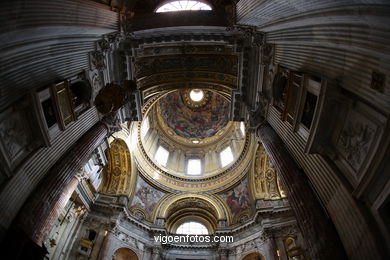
112;247;139;260
241;252;264;260
157;193;228;220
157;193;231;232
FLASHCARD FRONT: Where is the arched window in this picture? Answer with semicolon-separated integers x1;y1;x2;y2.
141;116;150;138
220;146;234;167
187;159;201;175
113;248;138;260
240;121;246;136
156;1;212;13
176;221;208;235
155;146;169;166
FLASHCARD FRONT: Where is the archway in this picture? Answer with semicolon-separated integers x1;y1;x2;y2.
242;252;264;260
112;247;138;260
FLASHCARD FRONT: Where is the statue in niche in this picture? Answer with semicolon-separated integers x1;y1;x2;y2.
337;110;376;172
265;168;280;198
254;151;266;197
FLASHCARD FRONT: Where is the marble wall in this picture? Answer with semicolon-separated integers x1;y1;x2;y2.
0;0;118;240
237;0;390;258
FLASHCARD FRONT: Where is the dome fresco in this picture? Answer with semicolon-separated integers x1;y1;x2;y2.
159;89;230;139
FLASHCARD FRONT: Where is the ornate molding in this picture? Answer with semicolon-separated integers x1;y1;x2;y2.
137;71;238;90
113;228;145;251
101;112;122;135
75;168;89;181
251;142;287;199
100;138;133;195
227;25;265;47
90;51;106;72
261;43;275;65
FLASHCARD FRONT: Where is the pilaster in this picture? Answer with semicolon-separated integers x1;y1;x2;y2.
257;123;346;259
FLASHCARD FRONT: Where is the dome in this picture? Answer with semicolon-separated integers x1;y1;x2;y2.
131;89;254;192
159;89;230;139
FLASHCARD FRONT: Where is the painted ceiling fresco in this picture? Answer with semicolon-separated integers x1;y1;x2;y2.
220;177;254;224
130;176;165;221
159;90;230;139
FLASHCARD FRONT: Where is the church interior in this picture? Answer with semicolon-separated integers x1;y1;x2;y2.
0;0;389;259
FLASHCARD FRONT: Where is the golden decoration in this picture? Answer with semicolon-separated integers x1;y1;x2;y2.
251;143;287;199
100;139;132;195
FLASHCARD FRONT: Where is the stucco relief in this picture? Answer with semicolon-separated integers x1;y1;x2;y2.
252;143;287;200
0;108;32;160
90;51;106;72
0;97;40;172
336;109;376;172
87;69;104;101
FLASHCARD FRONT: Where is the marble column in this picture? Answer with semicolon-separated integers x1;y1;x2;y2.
90;228;107;260
97;231;113;260
15;122;108;246
257;123;346;260
264;234;278;260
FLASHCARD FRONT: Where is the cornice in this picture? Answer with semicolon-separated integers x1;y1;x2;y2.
133;124;254;192
90;196;293;238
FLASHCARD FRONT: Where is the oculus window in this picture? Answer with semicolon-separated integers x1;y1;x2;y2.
189;89;204;102
220;146;234;167
155;146;169;167
187;159;201;175
156;1;212;13
176;221;208;235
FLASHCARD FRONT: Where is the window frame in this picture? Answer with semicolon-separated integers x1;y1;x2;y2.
35;87;62;142
154;145;170;167
51;80;76;130
155;0;213;13
176;221;209;235
240;121;246;137
186;158;202;176
295;75;322;139
141;116;150;138
219;145;234;168
273;68;324;140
